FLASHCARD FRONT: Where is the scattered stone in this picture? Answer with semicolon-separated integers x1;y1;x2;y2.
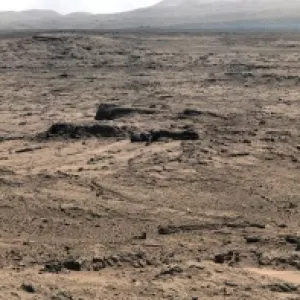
182;109;203;116
41;122;199;143
243;139;251;144
91;252;151;270
43;258;84;273
229;151;250;157
43;261;63;273
245;236;261;243
63;259;83;271
214;251;240;264
278;224;287;228
215;254;226;264
131;129;199;143
181;109;221;118
225;281;238;287
158;265;183;277
285;235;300;245
158;223;219;235
92;257;107;271
59;72;69;78
158;225;180;235
51;291;74;300
267;283;297;293
188;262;205;270
249;223;266;229
134;232;147;240
157;129;199;141
130;132;153;143
0;135;26;142
21;283;36;293
15;146;43;153
42;122;128;139
257;252;300;269
227;222;265;229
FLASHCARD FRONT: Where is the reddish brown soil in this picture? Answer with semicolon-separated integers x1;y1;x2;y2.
0;32;300;299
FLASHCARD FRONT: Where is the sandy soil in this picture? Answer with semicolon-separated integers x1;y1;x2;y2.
0;32;300;299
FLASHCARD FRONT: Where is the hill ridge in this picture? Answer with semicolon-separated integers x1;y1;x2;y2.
0;0;300;30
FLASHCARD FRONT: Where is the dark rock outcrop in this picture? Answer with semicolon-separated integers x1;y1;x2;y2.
131;129;199;143
63;259;83;271
95;103;156;120
158;223;219;235
42;252;152;273
267;283;298;293
42;122;128;139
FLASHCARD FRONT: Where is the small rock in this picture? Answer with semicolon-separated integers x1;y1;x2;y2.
104;257;115;267
291;156;298;163
132;260;143;268
110;255;120;263
214;251;239;264
64;246;71;252
285;235;300;245
267;283;297;293
225;281;238;287
51;290;74;300
188;262;205;270
17;262;26;268
43;261;64;273
243;139;251;144
278;224;287;228
59;72;68;78
249;223;266;229
157;225;179;235
92;257;106;271
215;254;225;264
134;232;147;240
21;283;36;293
63;259;83;271
159;265;183;276
245;236;261;243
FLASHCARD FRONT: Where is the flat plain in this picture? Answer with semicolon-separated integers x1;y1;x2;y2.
0;32;300;299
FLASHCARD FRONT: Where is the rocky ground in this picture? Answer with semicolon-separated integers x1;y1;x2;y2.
0;32;300;299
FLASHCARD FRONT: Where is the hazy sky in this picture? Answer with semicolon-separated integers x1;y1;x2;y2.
0;0;161;14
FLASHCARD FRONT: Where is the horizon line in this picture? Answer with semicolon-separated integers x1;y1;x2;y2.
0;3;161;16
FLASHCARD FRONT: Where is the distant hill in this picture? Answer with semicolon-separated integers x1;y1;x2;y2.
1;1;300;31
